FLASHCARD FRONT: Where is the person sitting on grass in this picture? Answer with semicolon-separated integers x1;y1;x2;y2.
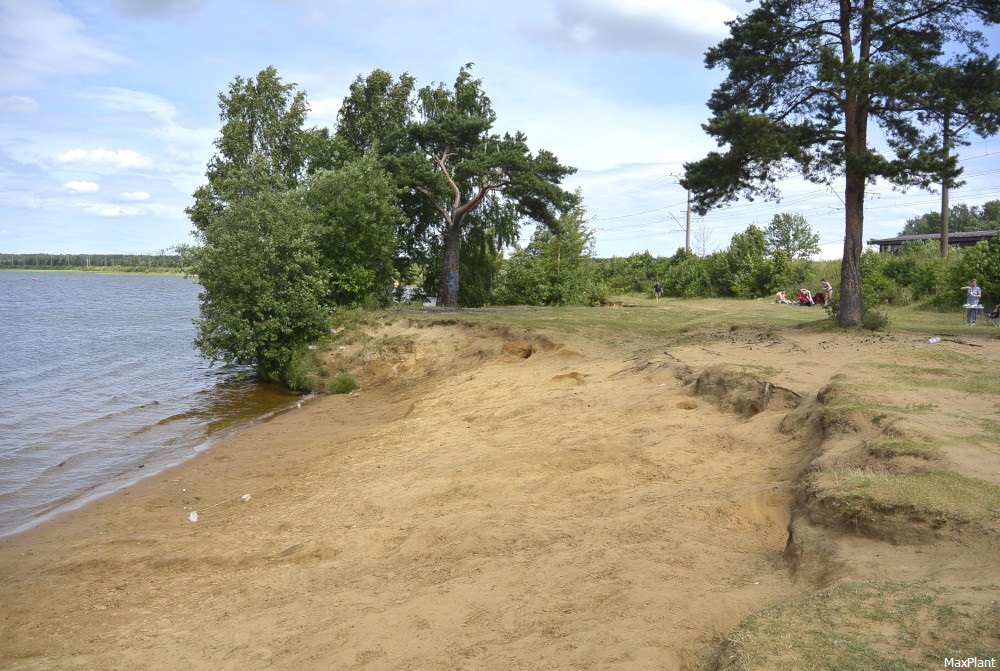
775;290;793;304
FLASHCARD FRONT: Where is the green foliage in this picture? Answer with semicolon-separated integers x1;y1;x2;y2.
496;202;602;306
662;251;713;297
769;250;814;296
192;188;330;383
400;64;577;306
327;372;359;395
682;1;1000;326
721;225;769;298
594;252;672;294
764;213;820;260
302;155;402;307
457;216;506;307
901;200;1000;235
883;241;948;300
189;68;406;385
951;236;1000;305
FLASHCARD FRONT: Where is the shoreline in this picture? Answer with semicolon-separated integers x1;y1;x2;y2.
0;392;313;541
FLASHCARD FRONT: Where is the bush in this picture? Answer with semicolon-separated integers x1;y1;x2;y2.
328;372;359;394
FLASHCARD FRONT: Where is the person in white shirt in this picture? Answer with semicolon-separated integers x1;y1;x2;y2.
961;279;982;325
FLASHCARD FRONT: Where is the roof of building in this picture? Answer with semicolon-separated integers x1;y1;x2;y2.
867;230;998;245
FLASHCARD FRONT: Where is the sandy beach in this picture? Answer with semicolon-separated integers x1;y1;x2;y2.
2;315;997;670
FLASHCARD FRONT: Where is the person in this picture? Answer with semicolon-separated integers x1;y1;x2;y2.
961;279;982;325
821;278;833;302
775;290;793;304
654;281;663;302
798;288;815;305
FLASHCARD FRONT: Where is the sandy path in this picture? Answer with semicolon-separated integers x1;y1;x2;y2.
0;318;995;670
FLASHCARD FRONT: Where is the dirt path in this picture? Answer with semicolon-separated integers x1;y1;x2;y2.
1;319;996;670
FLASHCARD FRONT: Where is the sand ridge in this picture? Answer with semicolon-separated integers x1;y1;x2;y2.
0;318;997;670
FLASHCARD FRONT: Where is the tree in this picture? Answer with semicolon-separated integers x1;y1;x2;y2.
682;1;1000;327
301;155;403;307
497;200;599;306
188;66;313;222
187;67;327;382
912;56;1000;256
402;64;577;307
192;188;328;382
900;199;1000;235
336;69;415;160
722;225;769;297
764;213;820;260
189;68;399;383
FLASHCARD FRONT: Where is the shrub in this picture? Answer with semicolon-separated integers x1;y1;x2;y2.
328;372;359;394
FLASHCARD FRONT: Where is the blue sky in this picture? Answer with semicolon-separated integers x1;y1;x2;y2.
1;0;998;259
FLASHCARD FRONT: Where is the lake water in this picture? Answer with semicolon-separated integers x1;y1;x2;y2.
0;272;302;537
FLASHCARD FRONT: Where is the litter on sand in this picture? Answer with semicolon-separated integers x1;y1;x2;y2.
185;493;251;522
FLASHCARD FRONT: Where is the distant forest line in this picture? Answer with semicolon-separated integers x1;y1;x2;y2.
1;253;186;272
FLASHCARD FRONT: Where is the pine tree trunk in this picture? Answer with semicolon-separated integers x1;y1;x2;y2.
839;171;865;327
439;219;462;308
838;85;867;328
940;112;951;258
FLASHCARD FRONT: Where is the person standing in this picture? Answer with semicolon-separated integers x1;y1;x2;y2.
962;279;982;325
821;278;833;303
654;281;663;303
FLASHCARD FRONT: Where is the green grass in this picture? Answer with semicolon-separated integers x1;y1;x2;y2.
808;469;1000;529
327;372;359;394
817;381;937;434
863;437;941;461
721;580;1000;671
391;296;832;354
393;296;999;355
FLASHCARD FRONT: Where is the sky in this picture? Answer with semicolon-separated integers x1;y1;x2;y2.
1;0;998;260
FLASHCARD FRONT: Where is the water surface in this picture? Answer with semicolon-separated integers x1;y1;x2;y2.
0;272;300;536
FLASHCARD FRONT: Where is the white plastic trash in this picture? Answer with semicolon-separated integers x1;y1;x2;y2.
188;511;198;522
928;337;941;343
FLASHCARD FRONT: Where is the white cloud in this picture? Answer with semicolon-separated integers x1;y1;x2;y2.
0;0;124;90
109;0;209;18
0;95;39;113
533;0;738;55
64;181;100;194
94;87;178;124
53;148;154;170
306;96;342;130
119;191;151;202
74;202;142;217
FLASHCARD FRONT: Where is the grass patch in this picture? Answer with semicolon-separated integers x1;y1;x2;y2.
391;297;832;354
327;372;359;395
888;374;1000;397
719;580;1000;671
818;381;938;432
863;437;941;461
808;469;1000;529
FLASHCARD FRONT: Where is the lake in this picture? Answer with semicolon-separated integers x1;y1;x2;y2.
0;271;302;537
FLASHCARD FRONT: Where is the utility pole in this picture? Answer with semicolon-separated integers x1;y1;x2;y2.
684;188;691;253
671;172;692;253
